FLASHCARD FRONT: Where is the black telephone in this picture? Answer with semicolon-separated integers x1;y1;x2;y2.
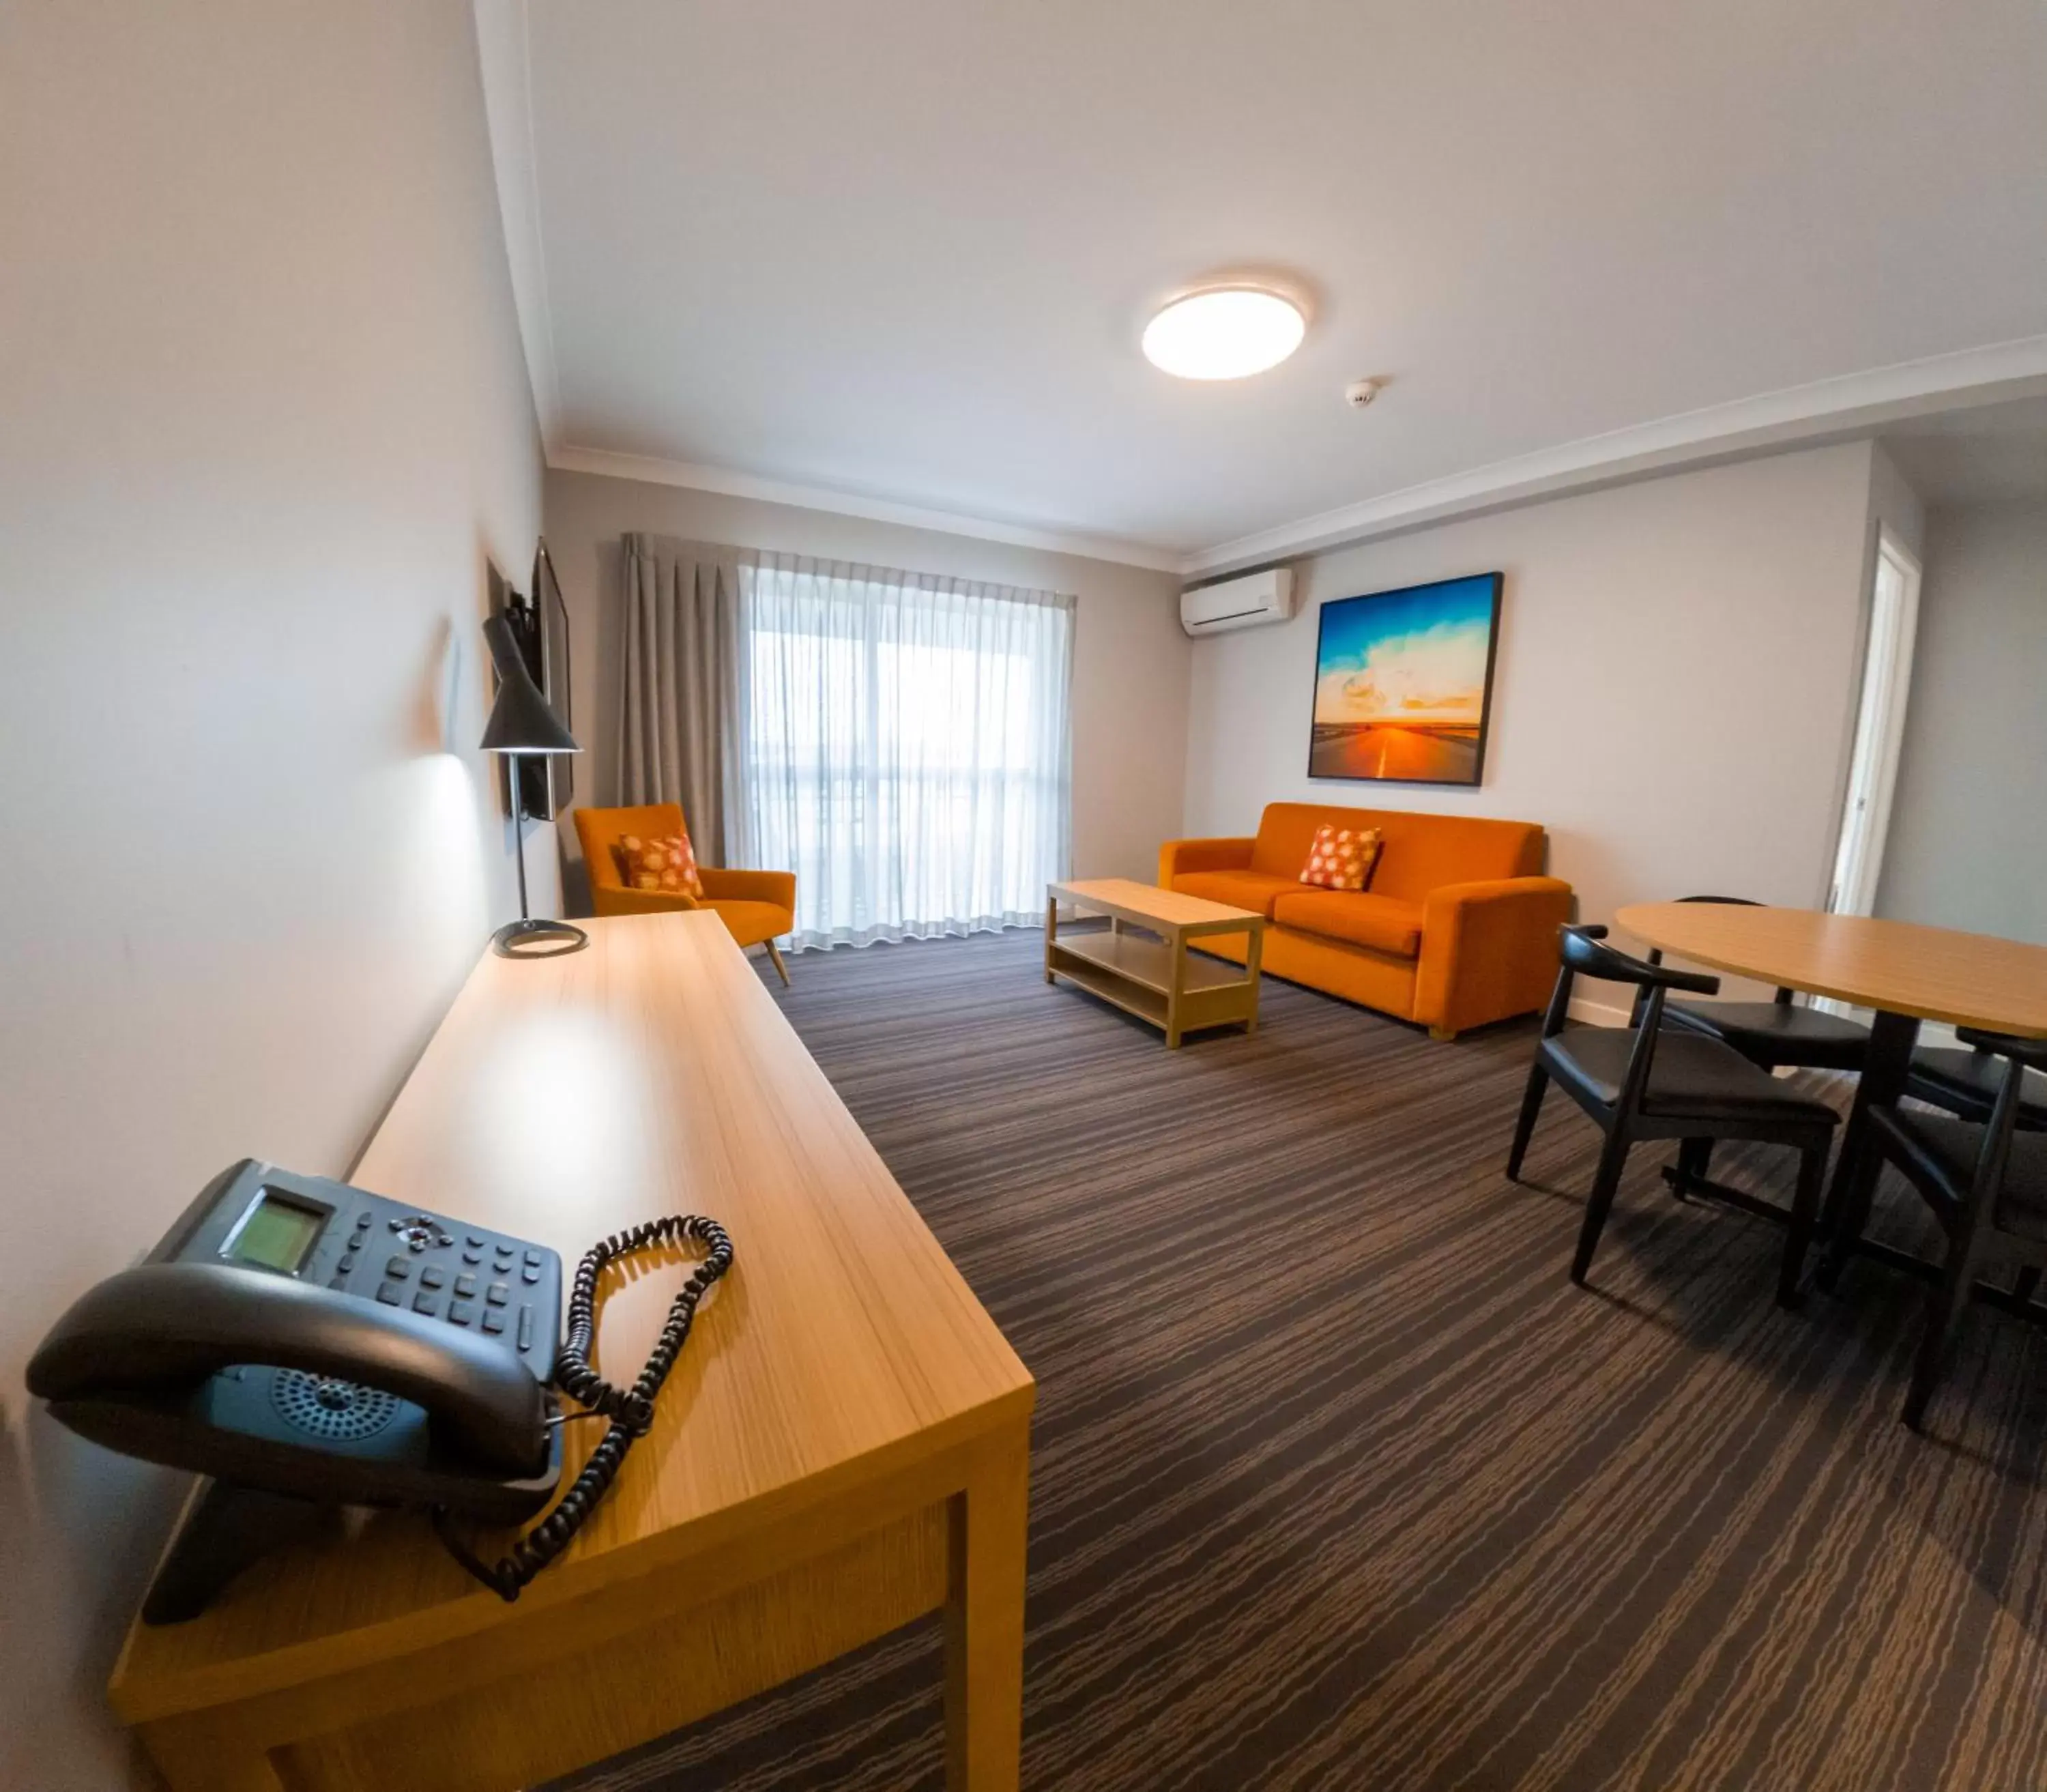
27;1159;730;1623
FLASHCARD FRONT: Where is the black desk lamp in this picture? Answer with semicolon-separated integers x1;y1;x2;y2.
480;613;586;958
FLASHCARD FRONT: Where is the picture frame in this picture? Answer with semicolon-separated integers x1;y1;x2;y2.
1306;571;1504;785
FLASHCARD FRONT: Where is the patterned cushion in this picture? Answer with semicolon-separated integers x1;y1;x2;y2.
1298;824;1382;892
613;832;704;900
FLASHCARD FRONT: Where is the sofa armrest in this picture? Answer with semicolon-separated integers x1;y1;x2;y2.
698;866;797;913
1157;836;1255;884
1415;876;1575;1037
590;884;701;919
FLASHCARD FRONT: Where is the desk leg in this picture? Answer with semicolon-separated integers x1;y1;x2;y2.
1243;925;1264;1035
1818;1009;1919;1289
1044;895;1057;983
1165;935;1187;1049
945;1424;1030;1792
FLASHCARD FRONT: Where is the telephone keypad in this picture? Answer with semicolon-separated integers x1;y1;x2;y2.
306;1187;560;1376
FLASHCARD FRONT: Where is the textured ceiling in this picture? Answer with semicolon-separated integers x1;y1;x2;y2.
517;0;2047;558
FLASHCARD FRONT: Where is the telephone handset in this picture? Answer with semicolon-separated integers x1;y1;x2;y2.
26;1159;730;1622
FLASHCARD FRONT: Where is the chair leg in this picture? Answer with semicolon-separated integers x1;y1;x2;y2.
765;940;791;987
1778;1142;1828;1310
1672;1137;1711;1202
1505;1064;1550;1182
1904;1234;1986;1432
1570;1127;1634;1288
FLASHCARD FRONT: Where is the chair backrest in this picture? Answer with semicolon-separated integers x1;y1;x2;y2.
1956;1027;2047;1071
1939;1030;2047;1216
574;803;688;894
1539;925;1719;1115
1640;895;1795;1005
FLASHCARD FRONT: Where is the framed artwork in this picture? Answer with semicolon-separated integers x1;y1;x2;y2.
1307;571;1503;785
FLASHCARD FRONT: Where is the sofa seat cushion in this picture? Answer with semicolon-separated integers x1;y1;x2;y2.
1272;891;1427;958
1171;870;1299;919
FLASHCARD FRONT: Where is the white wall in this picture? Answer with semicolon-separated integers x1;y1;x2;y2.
542;469;1190;897
1182;445;1885;949
1877;500;2047;943
0;5;543;1784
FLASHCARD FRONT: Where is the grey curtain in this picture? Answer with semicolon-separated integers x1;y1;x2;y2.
618;534;743;863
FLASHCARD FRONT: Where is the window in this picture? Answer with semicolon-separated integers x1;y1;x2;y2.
733;557;1073;950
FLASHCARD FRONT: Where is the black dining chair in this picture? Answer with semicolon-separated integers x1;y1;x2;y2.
1861;1028;2047;1431
1508;925;1842;1306
1636;896;1874;1071
1632;896;1870;1202
1906;1041;2047;1133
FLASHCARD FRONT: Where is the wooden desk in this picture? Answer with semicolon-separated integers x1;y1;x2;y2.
1615;903;2047;1284
110;912;1035;1792
1046;878;1265;1048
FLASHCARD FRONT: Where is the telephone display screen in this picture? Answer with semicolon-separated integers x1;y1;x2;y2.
224;1191;325;1274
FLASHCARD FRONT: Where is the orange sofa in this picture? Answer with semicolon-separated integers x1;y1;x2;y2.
573;803;797;985
1159;802;1572;1039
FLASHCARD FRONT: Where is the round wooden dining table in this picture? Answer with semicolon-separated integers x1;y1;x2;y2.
1614;902;2047;1282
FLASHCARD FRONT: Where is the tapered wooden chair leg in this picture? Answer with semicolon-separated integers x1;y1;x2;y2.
1674;1137;1714;1201
1904;1234;1987;1431
1778;1143;1828;1309
1506;1065;1550;1181
1571;1128;1634;1286
765;940;792;987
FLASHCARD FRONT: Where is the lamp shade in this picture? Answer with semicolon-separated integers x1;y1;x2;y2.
480;615;579;755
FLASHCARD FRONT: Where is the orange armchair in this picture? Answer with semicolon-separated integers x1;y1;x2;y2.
572;803;798;985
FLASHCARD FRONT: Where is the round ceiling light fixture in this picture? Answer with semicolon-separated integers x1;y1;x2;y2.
1142;286;1307;380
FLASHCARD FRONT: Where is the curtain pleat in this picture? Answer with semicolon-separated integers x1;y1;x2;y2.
618;534;742;861
733;551;1074;952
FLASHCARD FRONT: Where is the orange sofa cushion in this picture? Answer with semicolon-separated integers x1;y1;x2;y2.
1173;869;1300;919
1250;803;1543;905
1273;890;1426;958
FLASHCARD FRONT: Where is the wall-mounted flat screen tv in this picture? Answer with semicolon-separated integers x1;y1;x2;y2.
1307;571;1503;785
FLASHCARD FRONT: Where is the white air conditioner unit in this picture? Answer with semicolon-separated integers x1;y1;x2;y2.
1180;567;1294;637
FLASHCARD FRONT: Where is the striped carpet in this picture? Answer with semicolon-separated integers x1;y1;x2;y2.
560;926;2047;1792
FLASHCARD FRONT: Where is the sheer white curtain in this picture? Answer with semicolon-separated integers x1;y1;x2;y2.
731;553;1073;951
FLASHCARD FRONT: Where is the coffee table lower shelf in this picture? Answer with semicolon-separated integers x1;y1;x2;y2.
1046;931;1258;1045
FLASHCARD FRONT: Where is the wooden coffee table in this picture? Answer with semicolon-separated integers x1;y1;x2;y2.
1045;878;1266;1047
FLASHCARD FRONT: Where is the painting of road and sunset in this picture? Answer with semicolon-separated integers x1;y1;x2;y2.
1308;572;1502;784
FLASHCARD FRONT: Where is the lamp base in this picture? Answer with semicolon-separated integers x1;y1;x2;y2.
491;918;589;959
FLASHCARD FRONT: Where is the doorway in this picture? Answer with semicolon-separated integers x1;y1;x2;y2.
1827;525;1923;917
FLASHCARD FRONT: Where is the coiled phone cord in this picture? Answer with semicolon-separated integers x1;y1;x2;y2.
433;1213;734;1602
